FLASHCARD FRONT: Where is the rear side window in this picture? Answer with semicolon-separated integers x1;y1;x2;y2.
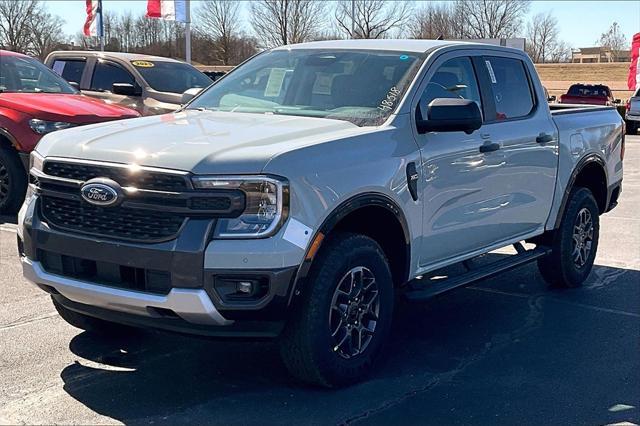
484;57;534;120
91;61;136;92
51;59;86;85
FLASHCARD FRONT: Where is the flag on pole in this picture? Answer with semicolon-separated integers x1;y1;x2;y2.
83;0;103;37
628;33;640;91
146;0;188;22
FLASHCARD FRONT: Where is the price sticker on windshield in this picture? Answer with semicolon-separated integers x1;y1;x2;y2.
132;60;155;68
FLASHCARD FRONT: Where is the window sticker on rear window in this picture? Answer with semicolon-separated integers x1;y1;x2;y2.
485;60;497;84
264;68;287;97
132;60;155;68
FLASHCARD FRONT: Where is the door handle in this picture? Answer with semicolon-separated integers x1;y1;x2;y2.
406;162;419;201
536;133;554;144
479;142;500;153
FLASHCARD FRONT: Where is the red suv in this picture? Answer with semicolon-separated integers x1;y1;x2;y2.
0;50;139;213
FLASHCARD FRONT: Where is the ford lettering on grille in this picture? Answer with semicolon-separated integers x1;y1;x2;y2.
81;182;119;207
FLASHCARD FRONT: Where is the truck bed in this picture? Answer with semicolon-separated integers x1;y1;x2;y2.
549;103;616;115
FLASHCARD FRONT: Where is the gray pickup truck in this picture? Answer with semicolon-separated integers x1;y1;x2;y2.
626;87;640;134
45;51;212;116
19;40;624;387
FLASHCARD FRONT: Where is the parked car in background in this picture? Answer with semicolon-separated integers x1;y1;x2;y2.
559;83;620;106
0;50;139;213
20;40;624;387
625;87;640;134
45;51;213;116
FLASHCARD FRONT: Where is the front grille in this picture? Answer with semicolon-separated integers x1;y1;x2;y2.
39;250;171;294
189;196;232;210
43;161;188;191
41;196;185;242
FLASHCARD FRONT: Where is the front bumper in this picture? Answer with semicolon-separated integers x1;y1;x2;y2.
19;195;300;337
23;257;232;326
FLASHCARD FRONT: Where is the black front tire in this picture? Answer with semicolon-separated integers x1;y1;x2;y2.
0;145;27;214
279;233;394;387
538;187;600;288
52;296;134;336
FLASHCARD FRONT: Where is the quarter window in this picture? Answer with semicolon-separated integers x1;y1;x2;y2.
484;57;534;120
420;57;482;112
91;61;136;92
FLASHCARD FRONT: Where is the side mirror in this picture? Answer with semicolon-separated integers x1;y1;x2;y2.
69;81;80;90
548;95;556;102
181;87;203;105
112;83;140;96
416;98;482;135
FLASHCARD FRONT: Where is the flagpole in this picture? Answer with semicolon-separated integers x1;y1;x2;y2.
185;0;191;64
99;0;104;51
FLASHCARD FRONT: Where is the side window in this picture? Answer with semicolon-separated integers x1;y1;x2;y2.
420;57;482;111
484;57;534;120
90;61;135;92
52;59;86;85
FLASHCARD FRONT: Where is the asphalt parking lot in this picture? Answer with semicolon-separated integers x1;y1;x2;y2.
1;138;638;425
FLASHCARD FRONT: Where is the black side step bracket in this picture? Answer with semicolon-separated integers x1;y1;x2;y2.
404;244;551;302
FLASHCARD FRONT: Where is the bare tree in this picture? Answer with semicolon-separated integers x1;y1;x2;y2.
196;0;241;65
250;0;324;48
29;11;65;60
410;3;456;40
0;0;42;52
335;0;411;39
525;11;568;63
597;22;628;62
456;0;529;39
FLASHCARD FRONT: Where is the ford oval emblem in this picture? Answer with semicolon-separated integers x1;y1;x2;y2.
80;180;121;207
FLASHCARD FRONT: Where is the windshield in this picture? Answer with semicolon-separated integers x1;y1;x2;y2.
0;55;76;94
132;60;212;94
188;49;425;126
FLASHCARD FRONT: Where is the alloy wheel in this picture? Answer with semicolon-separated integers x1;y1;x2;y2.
572;207;594;268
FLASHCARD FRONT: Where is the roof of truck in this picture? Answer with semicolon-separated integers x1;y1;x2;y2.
0;49;28;57
47;50;184;63
273;39;489;53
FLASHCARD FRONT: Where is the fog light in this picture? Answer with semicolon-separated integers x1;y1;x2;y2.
237;281;253;294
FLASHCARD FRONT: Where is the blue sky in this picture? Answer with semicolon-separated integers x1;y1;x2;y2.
51;0;639;49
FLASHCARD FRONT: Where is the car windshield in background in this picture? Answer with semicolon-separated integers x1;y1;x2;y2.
0;55;76;94
568;85;610;97
188;49;425;126
132;60;212;94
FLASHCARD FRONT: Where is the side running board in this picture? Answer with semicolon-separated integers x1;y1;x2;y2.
404;243;551;302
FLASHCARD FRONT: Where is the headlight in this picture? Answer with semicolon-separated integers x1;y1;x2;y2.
28;119;75;135
192;175;288;238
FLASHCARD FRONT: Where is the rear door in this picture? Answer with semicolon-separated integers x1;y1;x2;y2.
413;52;517;266
476;54;558;239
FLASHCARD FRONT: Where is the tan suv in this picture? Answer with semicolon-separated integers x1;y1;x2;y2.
45;51;212;116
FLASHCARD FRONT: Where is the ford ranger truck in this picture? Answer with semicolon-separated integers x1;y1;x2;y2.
18;40;624;387
0;50;139;214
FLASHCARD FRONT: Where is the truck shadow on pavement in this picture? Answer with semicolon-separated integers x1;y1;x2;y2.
59;260;640;425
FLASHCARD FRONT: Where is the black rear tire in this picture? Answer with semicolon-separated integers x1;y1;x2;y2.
0;144;27;214
52;296;134;336
537;187;600;288
279;233;394;387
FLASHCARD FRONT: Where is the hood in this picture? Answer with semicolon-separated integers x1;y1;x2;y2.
36;110;361;174
0;93;139;122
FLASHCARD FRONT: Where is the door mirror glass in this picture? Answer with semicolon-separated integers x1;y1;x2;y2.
112;82;140;96
181;87;203;105
416;98;482;134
